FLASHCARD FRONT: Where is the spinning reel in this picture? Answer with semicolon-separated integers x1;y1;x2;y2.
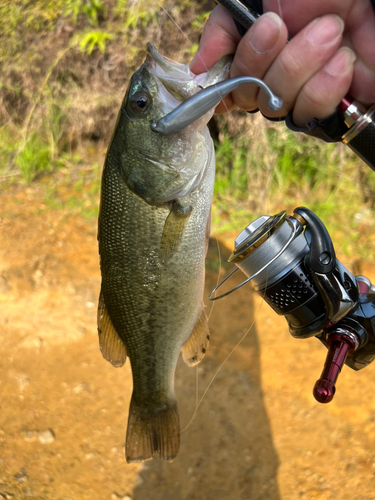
210;207;375;403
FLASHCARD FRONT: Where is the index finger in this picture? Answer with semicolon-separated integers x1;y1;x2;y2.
190;5;241;74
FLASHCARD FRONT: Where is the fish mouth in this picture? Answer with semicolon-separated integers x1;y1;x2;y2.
146;43;198;103
146;43;232;92
145;43;232;130
146;43;193;81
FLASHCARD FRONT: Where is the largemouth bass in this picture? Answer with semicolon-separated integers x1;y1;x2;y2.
98;44;230;463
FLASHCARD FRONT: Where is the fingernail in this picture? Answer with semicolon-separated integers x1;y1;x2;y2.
249;12;282;55
306;15;344;46
324;47;356;77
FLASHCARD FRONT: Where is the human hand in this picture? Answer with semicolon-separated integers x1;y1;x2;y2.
190;1;375;127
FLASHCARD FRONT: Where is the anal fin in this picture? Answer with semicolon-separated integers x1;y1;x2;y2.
97;291;127;368
160;201;192;259
181;306;210;366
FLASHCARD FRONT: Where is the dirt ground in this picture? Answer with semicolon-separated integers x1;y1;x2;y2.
2;181;375;500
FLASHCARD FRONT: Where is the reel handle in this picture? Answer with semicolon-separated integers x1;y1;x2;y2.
313;329;359;403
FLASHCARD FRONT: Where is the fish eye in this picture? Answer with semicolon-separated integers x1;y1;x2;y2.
130;92;151;114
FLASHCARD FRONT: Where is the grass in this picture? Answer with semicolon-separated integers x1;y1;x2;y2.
33;162;101;219
0;0;201;184
211;112;375;261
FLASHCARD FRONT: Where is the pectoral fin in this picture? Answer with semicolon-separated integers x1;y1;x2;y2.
181;306;210;366
160;201;192;259
97;291;127;368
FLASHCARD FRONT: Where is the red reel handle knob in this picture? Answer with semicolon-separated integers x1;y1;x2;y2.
313;331;358;404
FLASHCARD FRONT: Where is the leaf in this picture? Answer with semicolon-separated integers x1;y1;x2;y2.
78;31;114;55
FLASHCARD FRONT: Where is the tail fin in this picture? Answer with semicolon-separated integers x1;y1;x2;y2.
125;395;180;463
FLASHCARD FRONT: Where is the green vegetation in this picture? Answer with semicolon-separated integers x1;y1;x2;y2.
64;0;105;25
77;31;114;54
212;112;372;260
0;0;200;184
1;0;375;260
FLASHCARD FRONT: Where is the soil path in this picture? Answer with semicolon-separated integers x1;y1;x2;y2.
1;184;375;500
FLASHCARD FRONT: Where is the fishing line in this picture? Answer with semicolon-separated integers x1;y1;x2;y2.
182;116;299;431
195;363;199;411
190;235;221;431
181;299;264;433
156;0;196;47
185;235;221;433
155;1;232;114
207;235;222;323
180;155;290;432
276;0;284;22
181;129;286;431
